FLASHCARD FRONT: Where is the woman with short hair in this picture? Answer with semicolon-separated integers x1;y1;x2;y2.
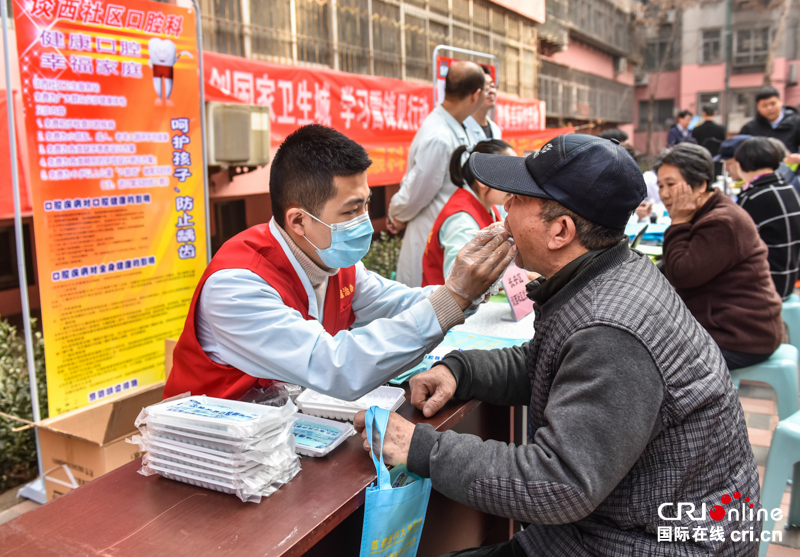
658;143;782;370
734;136;800;300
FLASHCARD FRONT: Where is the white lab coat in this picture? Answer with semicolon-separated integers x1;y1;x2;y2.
389;105;473;287
464;115;502;144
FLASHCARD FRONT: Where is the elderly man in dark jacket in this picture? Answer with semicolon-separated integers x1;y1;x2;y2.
355;134;761;557
740;86;800;153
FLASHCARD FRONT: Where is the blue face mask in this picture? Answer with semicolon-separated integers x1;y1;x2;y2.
301;210;374;269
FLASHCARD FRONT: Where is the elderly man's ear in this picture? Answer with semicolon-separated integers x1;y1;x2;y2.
547;216;578;250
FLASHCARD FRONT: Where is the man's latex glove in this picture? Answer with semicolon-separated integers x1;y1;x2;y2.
445;222;517;310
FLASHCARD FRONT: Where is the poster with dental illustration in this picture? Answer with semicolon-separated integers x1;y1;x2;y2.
12;0;207;415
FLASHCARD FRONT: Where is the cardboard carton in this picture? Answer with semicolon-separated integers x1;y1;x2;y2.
38;381;164;501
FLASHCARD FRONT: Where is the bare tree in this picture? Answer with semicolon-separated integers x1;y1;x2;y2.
763;0;793;86
636;0;698;162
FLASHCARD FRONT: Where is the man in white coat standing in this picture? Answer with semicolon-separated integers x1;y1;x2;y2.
464;66;502;143
388;61;486;287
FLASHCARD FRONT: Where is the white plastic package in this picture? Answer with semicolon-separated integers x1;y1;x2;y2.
293;415;355;457
135;396;297;440
133;396;302;503
139;459;300;503
145;419;296;453
295;386;405;421
129;433;297;468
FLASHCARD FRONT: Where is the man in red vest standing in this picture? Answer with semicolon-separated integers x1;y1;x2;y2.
165;125;516;402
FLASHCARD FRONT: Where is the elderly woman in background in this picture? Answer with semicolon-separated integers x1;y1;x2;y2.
658;143;782;371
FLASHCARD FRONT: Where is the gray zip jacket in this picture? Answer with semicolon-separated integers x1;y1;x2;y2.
407;242;760;556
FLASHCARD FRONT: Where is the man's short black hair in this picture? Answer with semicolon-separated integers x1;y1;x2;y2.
653;143;714;190
755;86;780;103
734;136;784;172
270;125;372;227
677;110;693;120
445;63;486;100
702;104;717;116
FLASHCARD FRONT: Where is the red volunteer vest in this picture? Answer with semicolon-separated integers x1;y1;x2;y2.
164;224;357;400
421;188;501;287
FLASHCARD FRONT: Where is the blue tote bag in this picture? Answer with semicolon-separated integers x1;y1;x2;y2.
360;406;432;557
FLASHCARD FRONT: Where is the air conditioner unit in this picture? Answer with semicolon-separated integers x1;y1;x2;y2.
206;102;271;167
635;74;649;86
614;57;628;74
788;63;799;86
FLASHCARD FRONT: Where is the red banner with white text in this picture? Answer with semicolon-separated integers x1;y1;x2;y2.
2;52;567;219
202;51;564;187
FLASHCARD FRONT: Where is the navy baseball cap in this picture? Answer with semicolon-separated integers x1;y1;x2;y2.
469;134;646;229
714;134;752;161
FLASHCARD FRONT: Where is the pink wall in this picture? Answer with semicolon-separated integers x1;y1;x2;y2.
548;40;616;81
786;84;800;109
679;63;726;113
616;71;635;87
635;71;681;102
633;131;668;156
676;58;800;117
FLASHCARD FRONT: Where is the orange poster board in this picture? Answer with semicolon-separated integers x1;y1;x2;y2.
12;0;207;415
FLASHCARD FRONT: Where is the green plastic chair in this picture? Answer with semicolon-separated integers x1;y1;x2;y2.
783;294;800;351
758;410;800;556
730;344;799;422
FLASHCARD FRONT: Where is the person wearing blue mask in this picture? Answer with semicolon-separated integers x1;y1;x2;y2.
165;125;516;402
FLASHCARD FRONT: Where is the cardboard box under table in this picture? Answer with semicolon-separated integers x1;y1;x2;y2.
37;382;164;501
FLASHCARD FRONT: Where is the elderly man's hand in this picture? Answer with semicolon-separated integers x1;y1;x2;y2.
445;222;517;310
354;410;416;467
410;364;457;418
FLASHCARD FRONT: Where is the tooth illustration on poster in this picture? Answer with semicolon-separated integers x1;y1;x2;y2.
148;38;194;104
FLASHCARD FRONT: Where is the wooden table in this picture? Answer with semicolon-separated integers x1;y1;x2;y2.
0;387;515;557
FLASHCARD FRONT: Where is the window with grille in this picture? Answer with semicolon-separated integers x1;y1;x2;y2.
338;0;370;75
491;7;505;34
734;27;771;68
296;0;331;66
429;0;449;16
373;0;401;78
473;0;490;29
493;37;507;91
638;99;675;131
505;46;520;95
521;50;535;99
453;25;471;51
405;14;428;81
200;0;243;56
453;0;471;22
701;29;722;64
250;0;292;62
645;39;677;71
732;89;758;119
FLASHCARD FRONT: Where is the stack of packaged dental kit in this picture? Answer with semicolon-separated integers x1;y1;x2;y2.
130;395;301;503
